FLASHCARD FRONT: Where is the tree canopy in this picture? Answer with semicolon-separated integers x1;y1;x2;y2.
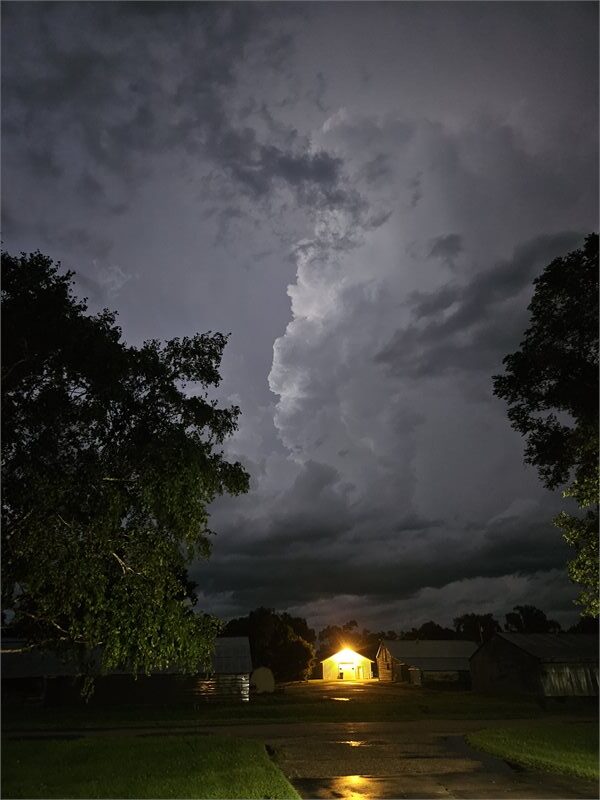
493;233;599;616
493;233;598;491
453;613;501;643
402;620;457;640
504;605;561;634
222;607;316;681
1;251;250;677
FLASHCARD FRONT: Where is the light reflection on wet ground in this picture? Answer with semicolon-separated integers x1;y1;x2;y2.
287;729;599;799
331;775;372;799
293;775;407;799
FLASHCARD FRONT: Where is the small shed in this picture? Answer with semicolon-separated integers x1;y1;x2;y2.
470;633;599;697
2;636;252;705
377;640;477;685
321;648;373;680
194;637;253;702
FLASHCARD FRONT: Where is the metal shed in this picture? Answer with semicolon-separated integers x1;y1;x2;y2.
469;633;599;697
1;636;252;705
376;640;477;685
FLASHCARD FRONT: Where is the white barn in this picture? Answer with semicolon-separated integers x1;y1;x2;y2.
321;648;374;680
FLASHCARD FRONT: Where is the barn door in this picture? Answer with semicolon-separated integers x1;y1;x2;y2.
338;662;355;680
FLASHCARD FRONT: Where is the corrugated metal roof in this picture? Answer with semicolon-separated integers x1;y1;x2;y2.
497;633;599;663
213;637;252;674
1;637;252;678
401;657;473;672
380;639;477;662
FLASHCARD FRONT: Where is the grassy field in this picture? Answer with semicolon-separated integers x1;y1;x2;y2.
2;687;595;731
1;734;300;799
3;684;595;731
467;722;600;781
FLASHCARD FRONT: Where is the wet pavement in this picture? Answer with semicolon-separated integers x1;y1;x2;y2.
207;720;598;799
5;691;598;799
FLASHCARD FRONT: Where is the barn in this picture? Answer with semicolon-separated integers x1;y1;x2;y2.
376;639;477;685
321;647;374;680
469;632;599;697
2;636;252;705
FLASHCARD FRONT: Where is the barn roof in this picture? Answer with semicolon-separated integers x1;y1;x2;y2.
398;657;474;672
321;647;374;664
1;637;252;678
379;639;477;671
213;637;252;674
494;633;599;663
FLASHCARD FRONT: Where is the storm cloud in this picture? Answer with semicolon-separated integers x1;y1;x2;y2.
2;1;597;631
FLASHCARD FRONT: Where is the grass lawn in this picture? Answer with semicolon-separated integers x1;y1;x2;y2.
467;722;599;782
2;681;597;732
2;688;593;731
1;734;300;799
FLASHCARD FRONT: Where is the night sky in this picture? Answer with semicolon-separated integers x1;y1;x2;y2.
2;2;598;631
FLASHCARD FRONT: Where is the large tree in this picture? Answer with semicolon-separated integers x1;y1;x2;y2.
1;251;249;676
402;620;457;640
493;233;599;617
222;608;316;682
453;613;501;643
504;605;561;634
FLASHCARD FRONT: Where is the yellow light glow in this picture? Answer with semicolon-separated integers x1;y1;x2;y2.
329;775;371;800
333;648;361;664
347;775;366;785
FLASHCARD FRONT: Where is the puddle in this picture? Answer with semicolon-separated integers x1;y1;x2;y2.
326;696;351;702
137;730;210;738
294;775;400;799
336;740;368;747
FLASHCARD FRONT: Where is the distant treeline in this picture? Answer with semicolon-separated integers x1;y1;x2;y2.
222;605;598;683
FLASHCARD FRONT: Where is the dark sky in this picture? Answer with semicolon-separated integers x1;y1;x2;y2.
2;2;598;631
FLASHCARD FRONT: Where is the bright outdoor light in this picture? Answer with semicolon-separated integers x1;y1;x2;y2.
321;647;373;680
334;648;361;663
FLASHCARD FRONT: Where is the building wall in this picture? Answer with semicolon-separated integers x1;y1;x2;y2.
539;664;599;697
376;646;394;682
193;674;250;702
424;670;459;683
470;637;540;695
377;648;412;682
322;659;339;681
23;673;251;706
472;637;600;697
322;655;372;680
2;677;45;706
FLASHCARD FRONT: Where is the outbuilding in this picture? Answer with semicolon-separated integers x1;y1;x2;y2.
469;632;599;697
377;639;477;685
2;636;252;705
321;647;374;680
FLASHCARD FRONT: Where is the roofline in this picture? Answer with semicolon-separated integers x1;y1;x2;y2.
469;632;600;663
321;649;375;663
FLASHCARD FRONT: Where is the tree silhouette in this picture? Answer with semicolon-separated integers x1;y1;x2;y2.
493;233;599;616
1;251;249;677
504;605;561;634
223;608;315;681
453;613;501;642
402;620;456;640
